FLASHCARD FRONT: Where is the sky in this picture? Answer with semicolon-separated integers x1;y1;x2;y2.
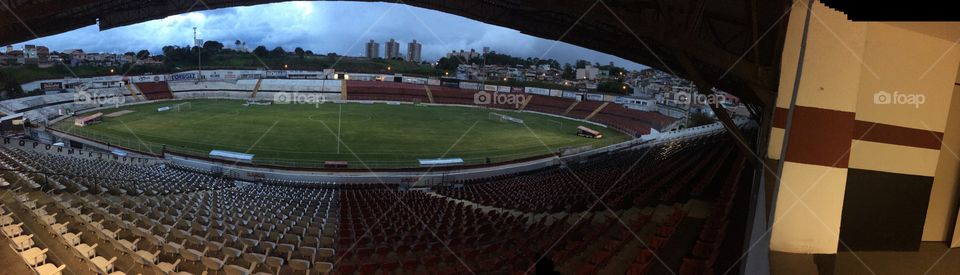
11;1;648;70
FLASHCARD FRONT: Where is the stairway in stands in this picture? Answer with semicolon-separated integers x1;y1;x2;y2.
562;100;580;116
125;84;143;101
423;85;435;103
585;102;610;121
249;78;264;98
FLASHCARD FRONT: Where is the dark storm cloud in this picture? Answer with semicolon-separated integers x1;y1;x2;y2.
13;1;647;70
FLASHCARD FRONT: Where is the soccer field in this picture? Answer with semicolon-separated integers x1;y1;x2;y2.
53;99;632;168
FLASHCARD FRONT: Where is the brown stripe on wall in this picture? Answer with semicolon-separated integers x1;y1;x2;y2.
784;106;855;168
773;107;788;129
853;120;944;150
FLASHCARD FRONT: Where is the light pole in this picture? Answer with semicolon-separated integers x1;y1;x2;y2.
194;27;202;82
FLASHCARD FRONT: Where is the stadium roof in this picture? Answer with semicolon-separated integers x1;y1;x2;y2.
0;0;790;108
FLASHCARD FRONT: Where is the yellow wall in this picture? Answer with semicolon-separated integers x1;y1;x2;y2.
929;73;960;243
770;0;960;252
853;23;959;132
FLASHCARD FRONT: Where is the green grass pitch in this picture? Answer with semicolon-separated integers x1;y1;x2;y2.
54;99;632;168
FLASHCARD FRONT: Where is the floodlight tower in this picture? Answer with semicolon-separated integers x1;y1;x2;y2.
195;27;202;82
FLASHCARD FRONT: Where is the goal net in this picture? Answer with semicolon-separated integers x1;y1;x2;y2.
174;102;192;112
489;112;524;124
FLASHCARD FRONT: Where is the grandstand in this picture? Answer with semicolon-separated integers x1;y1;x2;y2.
134;82;174;100
0;122;750;274
4;1;960;274
344;81;675;136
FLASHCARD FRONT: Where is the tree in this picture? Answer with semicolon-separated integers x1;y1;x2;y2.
294;47;305;60
436;57;460;72
305;50;315;56
234;40;241;49
136;50;150;60
687;112;716;127
596;80;628;95
575;59;590;68
253;46;269;57
562;63;575;80
202;41;224;52
270;47;286;58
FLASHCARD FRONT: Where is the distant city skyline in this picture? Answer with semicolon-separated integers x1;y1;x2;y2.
8;1;648;70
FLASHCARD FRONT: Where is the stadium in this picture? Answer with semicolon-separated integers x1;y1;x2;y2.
1;1;960;275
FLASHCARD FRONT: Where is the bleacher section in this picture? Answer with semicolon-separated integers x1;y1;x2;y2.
134;82;174;100
344;80;677;136
0;125;750;275
345;81;430;103
524;94;576;116
592;103;676;136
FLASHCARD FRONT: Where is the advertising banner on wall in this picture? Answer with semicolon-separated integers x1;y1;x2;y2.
224;71;238;80
585;93;603;101
402;77;428;85
440;78;460;88
265;70;287;78
240;73;262;79
131;75;165;83
483;84;497;92
497;86;511;93
168;72;198;82
427;78;441;86
40;82;63;91
458;82;479;90
525;87;549;96
203;71;223;81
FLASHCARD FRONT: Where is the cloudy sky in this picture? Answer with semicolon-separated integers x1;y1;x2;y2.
12;1;647;70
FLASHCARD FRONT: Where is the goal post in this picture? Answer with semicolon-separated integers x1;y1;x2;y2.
174;102;192;112
488;112;524;124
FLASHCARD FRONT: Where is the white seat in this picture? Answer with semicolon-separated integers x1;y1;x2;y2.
74;243;98;259
50;222;69;235
20;247;48;266
100;228;118;240
118;238;139;251
61;232;82;247
32;206;48;217
154;259;181;275
0;213;15;226
33;264;65;275
39;213;57;225
134;250;160;266
2;222;24;237
314;262;334;275
224;264;251;275
11;234;35;251
90;256;117;274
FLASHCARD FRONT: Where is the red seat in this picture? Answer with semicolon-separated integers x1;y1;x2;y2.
358;263;378;275
626;261;650;275
679;258;709;275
